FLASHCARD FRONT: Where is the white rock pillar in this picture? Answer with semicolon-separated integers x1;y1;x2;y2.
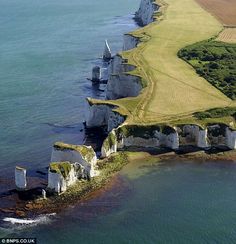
15;166;27;190
226;127;236;149
42;189;47;199
197;129;209;148
103;40;112;61
92;66;101;82
168;131;179;150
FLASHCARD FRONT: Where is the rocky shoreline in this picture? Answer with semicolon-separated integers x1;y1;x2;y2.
2;149;236;218
2;0;236;219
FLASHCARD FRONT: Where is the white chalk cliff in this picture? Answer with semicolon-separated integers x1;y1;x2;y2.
135;0;159;26
51;142;97;178
85;100;125;132
47;163;76;193
123;34;139;51
226;128;236;149
101;130;118;158
106;74;142;100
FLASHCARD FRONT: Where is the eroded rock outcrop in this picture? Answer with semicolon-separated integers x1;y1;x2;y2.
109;54;135;75
51;142;97;178
207;124;227;147
101;130;118;158
101;125;180;158
15;166;27;190
85;99;125;132
123;34;139;51
47;161;76;193
103;40;112;61
92;66;101;82
106;74;142;100
226;127;236;149
177;125;209;148
135;0;159;26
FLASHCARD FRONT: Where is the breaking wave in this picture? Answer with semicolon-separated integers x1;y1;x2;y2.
2;213;56;227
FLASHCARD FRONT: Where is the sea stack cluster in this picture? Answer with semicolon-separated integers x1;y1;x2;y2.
14;0;236;196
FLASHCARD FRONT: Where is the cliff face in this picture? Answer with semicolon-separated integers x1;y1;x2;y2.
123;34;139;51
226;128;236;149
101;124;236;158
101;130;118;158
48;143;99;193
106;74;142;100
47;163;76;193
85;100;125;132
178;125;209;148
51;142;97;178
135;0;159;26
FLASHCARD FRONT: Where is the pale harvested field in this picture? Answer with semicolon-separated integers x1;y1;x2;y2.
94;0;235;125
217;28;236;43
195;0;236;26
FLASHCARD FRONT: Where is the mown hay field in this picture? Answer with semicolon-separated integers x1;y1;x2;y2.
217;28;236;43
108;0;233;125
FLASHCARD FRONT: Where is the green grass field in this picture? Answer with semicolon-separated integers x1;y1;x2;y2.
92;0;236;128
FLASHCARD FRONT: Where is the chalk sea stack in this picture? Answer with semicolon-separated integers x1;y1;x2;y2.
15;166;27;191
92;66;101;82
103;40;112;61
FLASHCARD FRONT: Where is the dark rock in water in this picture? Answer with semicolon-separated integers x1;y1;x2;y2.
92;66;101;82
36;170;46;176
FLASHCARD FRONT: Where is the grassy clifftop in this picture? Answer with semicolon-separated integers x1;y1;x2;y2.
92;0;236;128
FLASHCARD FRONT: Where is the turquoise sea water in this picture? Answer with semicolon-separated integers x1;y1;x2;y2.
1;1;236;243
0;0;139;171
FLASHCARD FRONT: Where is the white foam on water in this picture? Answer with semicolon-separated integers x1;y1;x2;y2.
2;213;56;227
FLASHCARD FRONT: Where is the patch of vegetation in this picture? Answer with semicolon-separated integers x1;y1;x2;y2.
50;162;72;179
116;124;176;139
194;107;236;120
117;124;161;139
178;40;236;99
54;142;95;163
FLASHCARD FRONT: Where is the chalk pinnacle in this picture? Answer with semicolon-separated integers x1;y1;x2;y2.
103;40;112;61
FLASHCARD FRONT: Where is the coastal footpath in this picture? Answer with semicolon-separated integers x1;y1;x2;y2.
15;0;236;197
